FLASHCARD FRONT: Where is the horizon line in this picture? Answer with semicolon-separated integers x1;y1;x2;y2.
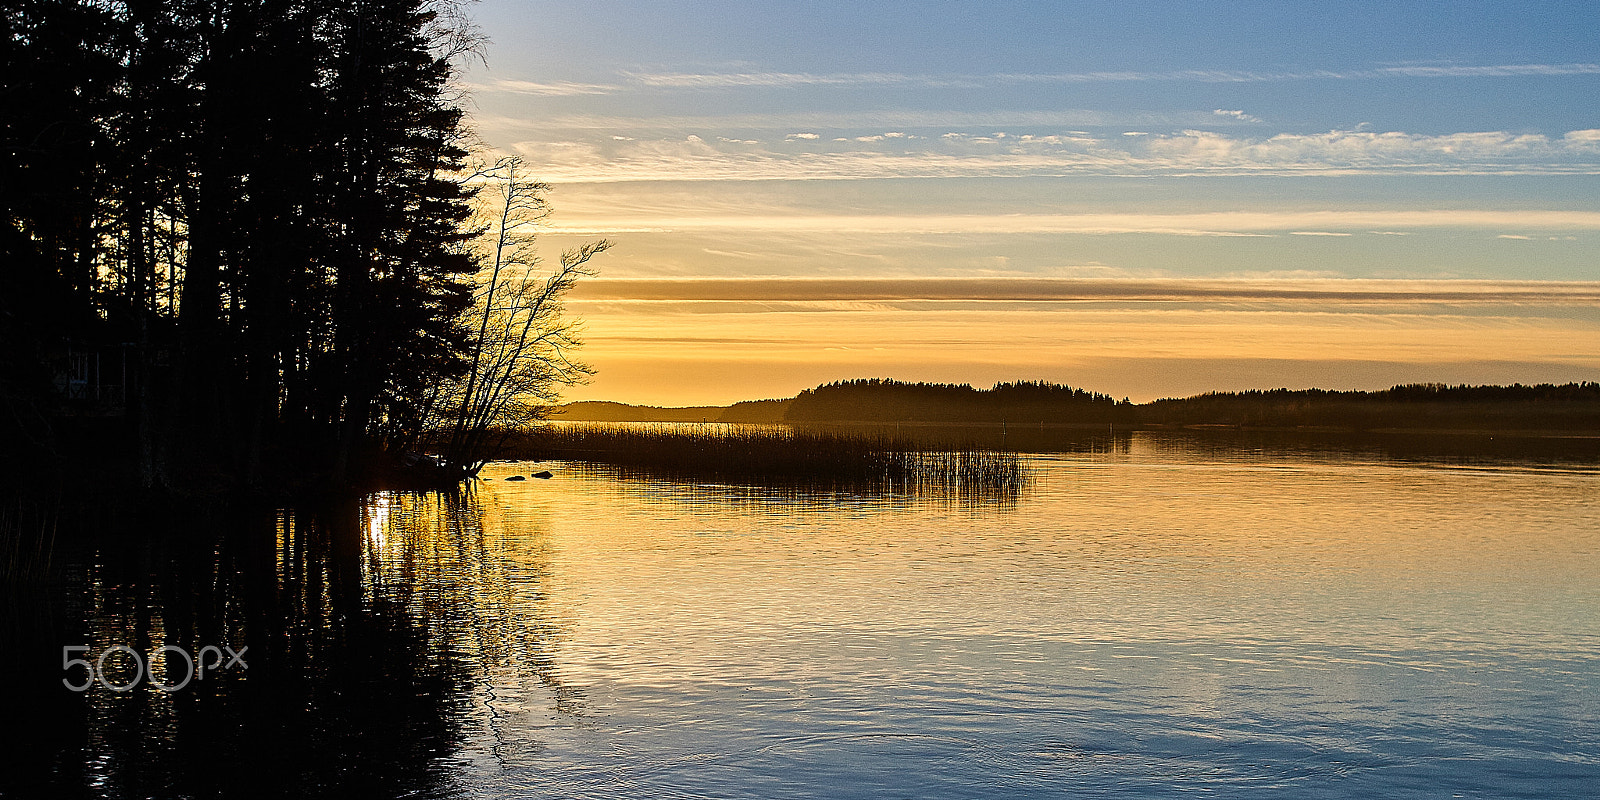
556;376;1600;411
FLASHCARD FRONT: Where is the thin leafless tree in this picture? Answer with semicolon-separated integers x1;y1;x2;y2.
428;156;609;471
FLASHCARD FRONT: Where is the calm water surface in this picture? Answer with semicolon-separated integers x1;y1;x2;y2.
6;433;1598;798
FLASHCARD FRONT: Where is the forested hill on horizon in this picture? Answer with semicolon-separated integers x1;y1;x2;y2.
552;379;1600;433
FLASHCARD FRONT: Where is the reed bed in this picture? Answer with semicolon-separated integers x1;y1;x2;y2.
502;423;1029;497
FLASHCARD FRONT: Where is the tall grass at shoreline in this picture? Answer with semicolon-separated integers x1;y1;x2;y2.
498;423;1029;497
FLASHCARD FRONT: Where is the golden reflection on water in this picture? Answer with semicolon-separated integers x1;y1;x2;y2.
335;443;1600;797
36;435;1600;797
420;443;1600;695
358;492;586;721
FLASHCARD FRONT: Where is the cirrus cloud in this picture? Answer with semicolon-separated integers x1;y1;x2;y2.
505;126;1600;183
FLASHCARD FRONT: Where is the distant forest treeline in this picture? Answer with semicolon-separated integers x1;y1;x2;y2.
555;379;1600;433
552;380;1126;424
3;0;515;492
1141;383;1600;431
787;379;1129;423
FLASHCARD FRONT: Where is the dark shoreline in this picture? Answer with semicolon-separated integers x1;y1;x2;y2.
551;380;1600;433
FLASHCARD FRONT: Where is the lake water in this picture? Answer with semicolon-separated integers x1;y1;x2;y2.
5;432;1598;798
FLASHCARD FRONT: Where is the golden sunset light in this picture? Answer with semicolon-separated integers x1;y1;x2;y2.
567;292;1600;404
7;1;1599;798
512;170;1600;403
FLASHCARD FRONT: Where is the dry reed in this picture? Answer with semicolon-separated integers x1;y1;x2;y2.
502;423;1029;497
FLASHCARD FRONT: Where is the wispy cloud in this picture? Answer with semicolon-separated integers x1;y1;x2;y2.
500;127;1600;182
590;63;1600;92
477;109;1193;136
1377;63;1600;78
467;78;619;96
545;210;1600;237
569;277;1600;304
469;62;1600;102
622;70;921;88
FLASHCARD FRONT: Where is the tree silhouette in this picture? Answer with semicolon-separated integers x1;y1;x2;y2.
430;156;608;472
3;0;515;491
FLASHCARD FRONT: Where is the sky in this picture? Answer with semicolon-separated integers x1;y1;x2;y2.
459;0;1600;405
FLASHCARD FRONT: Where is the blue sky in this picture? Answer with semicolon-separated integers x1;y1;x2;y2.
458;1;1600;404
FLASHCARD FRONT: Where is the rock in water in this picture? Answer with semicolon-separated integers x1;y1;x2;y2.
533;471;553;479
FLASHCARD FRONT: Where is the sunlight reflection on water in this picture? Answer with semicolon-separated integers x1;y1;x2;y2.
17;435;1597;798
396;435;1600;799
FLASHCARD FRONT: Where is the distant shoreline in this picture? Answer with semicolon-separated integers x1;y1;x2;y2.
550;379;1600;436
548;415;1600;440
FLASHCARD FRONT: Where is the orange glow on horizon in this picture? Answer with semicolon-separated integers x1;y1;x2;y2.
558;294;1600;406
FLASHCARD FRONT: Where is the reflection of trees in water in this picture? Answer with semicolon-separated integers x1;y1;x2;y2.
58;503;477;797
3;492;577;798
1131;429;1600;470
360;490;585;764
